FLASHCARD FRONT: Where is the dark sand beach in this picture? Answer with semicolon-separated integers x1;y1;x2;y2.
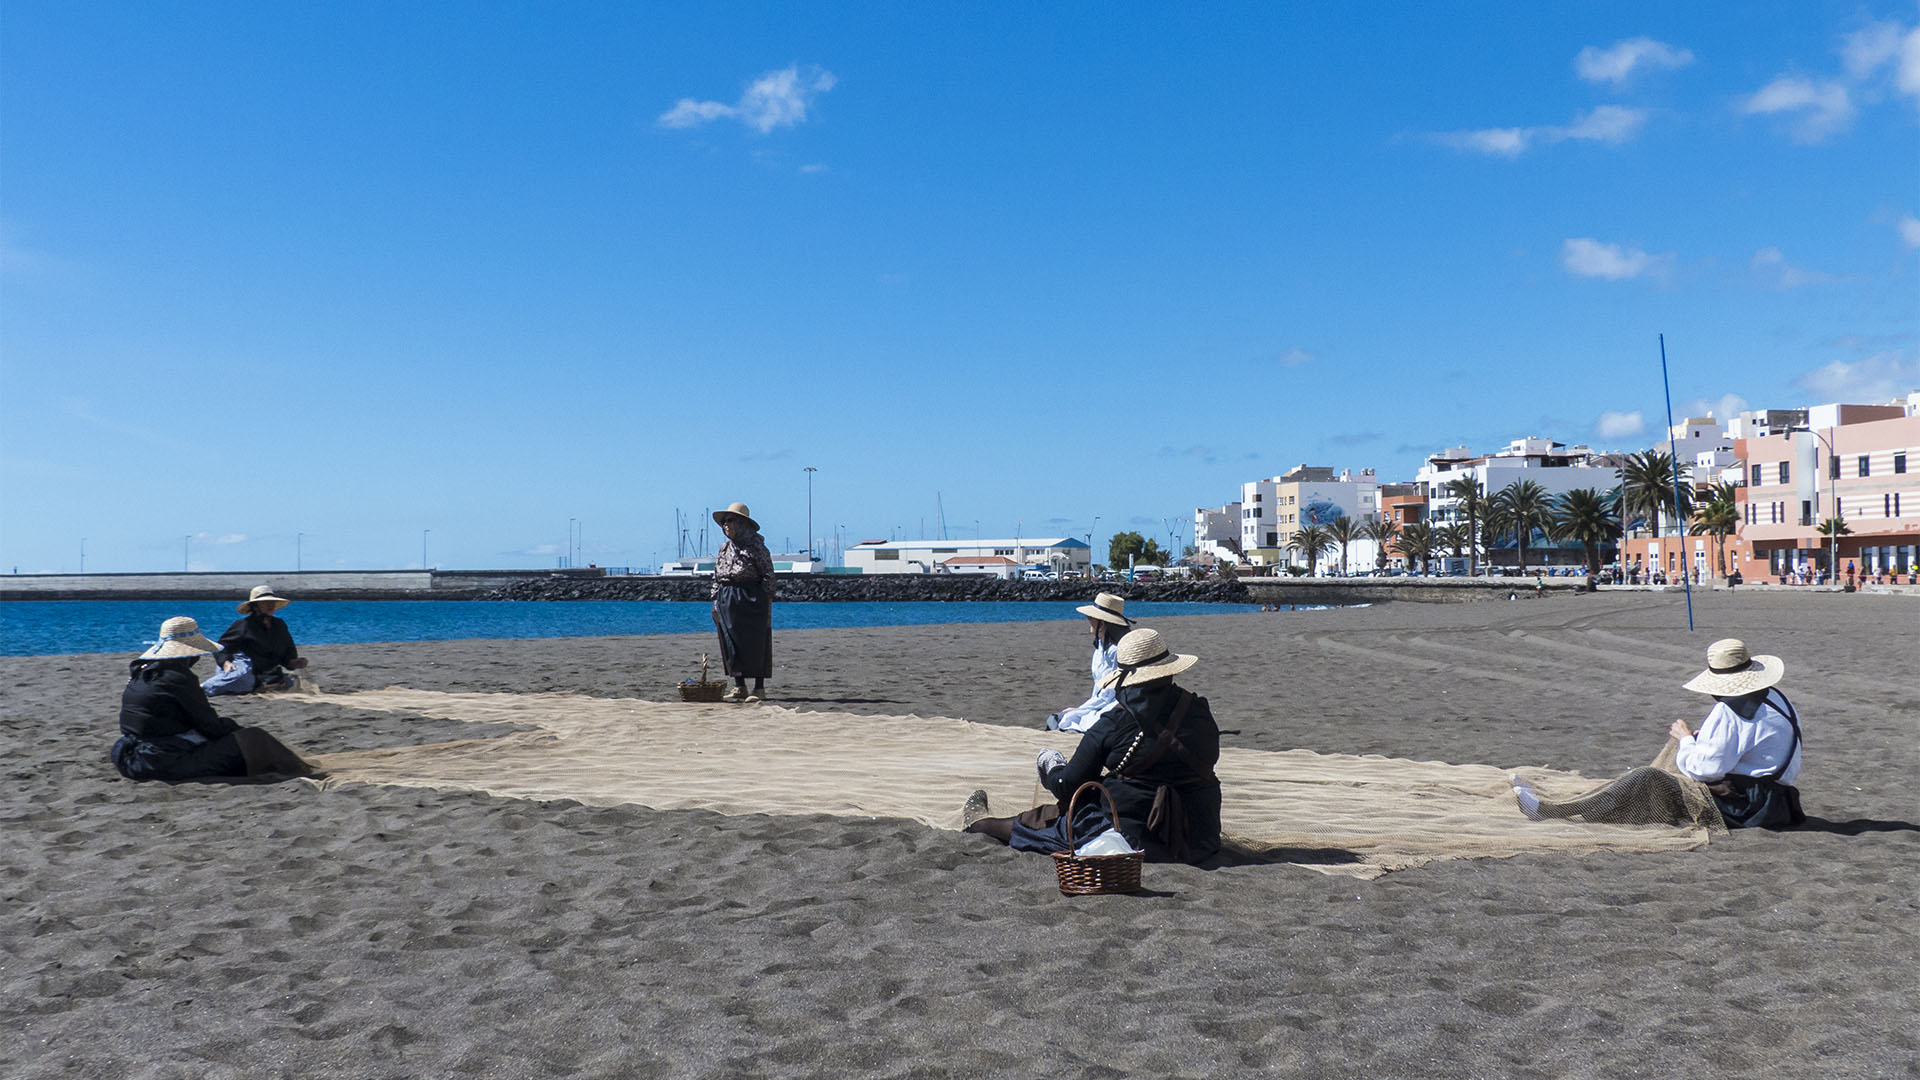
5;591;1916;1078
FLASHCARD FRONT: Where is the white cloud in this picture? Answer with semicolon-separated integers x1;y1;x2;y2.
1750;246;1844;288
658;64;837;134
1596;410;1646;439
214;533;247;546
1680;394;1750;421
1898;215;1920;249
1841;20;1905;79
1740;76;1855;142
798;163;830;174
1793;349;1920;403
1575;38;1695;85
1276;347;1315;367
1443;107;1651;156
1433;106;1648;157
1562;237;1673;281
1899;26;1920;110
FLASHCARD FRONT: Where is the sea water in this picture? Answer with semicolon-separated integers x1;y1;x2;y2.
0;600;1272;657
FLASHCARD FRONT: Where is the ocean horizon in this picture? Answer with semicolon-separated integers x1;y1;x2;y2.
0;599;1276;658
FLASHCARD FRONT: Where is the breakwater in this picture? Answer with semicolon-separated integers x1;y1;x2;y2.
489;575;1254;604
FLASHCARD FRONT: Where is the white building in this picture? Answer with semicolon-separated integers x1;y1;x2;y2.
1418;437;1628;566
1192;503;1242;564
1238;465;1380;565
843;537;1093;575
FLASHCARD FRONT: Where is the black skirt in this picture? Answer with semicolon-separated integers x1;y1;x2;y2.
712;583;772;680
110;733;248;782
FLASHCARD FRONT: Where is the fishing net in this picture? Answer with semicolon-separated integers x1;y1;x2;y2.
1512;738;1727;833
300;688;1714;878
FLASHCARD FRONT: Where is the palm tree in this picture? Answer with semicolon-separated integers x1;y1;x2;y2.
1690;482;1740;576
1489;479;1554;574
1393;521;1435;574
1816;516;1852;578
1442;475;1483;574
1437;522;1472;560
1325;516;1362;577
1362;516;1399;572
1552;487;1617;578
1619;450;1693;538
1288;524;1332;576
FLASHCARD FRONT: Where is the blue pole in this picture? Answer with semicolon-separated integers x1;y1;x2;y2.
1659;333;1695;632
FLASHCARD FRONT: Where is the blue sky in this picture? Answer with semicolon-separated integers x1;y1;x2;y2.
3;2;1915;573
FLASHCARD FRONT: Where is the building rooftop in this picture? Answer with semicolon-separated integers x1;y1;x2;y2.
849;537;1090;550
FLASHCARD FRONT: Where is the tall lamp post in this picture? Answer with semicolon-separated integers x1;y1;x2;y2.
1807;426;1841;582
422;529;431;570
297;532;303;573
184;535;190;572
804;466;818;559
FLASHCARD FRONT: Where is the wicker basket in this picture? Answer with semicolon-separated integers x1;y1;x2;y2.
1050;781;1143;896
678;654;729;703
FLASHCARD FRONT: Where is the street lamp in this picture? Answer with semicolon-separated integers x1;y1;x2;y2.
1805;426;1841;583
184;534;190;572
567;518;576;568
804;466;818;559
297;532;303;573
422;529;431;570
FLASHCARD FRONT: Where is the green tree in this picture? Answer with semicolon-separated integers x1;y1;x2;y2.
1552;487;1617;578
1443;475;1483;574
1108;531;1168;568
1287;524;1333;575
1815;516;1851;574
1326;516;1363;577
1689;482;1740;576
1393;521;1435;574
1362;516;1399;571
1489;479;1554;574
1437;522;1473;559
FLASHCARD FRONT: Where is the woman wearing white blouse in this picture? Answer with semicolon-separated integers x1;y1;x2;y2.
1512;639;1805;830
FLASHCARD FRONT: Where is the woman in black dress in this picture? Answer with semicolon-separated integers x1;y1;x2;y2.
112;616;322;782
203;584;308;695
711;502;775;703
963;627;1224;864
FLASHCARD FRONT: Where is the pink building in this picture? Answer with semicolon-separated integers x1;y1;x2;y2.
1732;404;1920;582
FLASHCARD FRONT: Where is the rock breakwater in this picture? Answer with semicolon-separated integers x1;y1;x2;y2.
489;575;1253;604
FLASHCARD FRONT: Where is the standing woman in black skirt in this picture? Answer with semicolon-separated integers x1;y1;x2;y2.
711;502;775;703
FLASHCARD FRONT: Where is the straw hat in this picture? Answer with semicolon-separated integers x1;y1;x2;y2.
1075;592;1132;627
238;584;290;614
1681;638;1784;697
139;616;223;660
1097;627;1198;689
712;502;759;531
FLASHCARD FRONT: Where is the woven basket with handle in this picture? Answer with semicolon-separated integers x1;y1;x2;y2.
1050;781;1143;896
678;654;728;703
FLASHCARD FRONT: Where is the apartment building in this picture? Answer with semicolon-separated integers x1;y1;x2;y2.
1417;437;1627;568
1730;401;1919;581
1192;502;1243;564
1238;465;1380;567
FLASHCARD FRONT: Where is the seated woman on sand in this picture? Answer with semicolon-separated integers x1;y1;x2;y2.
1511;638;1804;830
203;585;308;696
113;616;323;783
1044;592;1131;732
965;627;1223;864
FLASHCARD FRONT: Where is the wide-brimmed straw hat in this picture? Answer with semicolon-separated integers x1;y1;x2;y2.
1681;638;1784;697
712;502;759;531
238;584;290;613
139;616;222;660
1075;592;1132;627
1097;627;1198;689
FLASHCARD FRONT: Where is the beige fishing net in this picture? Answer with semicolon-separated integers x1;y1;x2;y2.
302;689;1714;879
1510;739;1728;833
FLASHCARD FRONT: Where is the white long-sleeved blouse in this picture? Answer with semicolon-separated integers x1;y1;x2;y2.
1675;689;1803;785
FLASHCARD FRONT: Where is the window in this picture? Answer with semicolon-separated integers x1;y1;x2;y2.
1836;498;1842;517
1830;454;1840;479
1800;501;1813;527
1751;463;1763;486
874;550;899;561
993;548;1013;556
1886;494;1892;517
1265;532;1277;547
1253;508;1263;519
1896;453;1908;474
1858;455;1871;478
1778;462;1790;484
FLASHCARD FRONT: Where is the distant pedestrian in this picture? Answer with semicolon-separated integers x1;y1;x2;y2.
711;502;775;703
1846;561;1856;590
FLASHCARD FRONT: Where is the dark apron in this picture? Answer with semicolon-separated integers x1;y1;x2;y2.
712;583;772;679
